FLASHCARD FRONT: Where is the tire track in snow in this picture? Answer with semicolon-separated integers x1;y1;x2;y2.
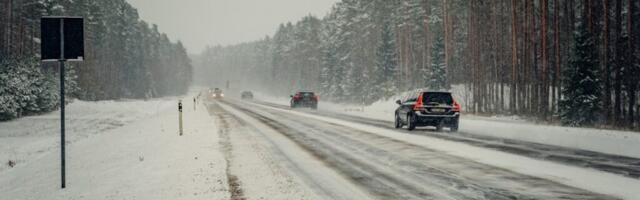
207;103;245;200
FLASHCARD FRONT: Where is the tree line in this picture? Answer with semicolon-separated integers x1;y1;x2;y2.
198;0;639;129
1;0;192;121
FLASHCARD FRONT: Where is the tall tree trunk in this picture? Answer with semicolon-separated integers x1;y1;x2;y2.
541;0;549;119
423;0;431;86
530;0;537;115
603;0;611;125
523;0;530;114
443;0;452;89
553;0;561;117
627;0;637;127
511;0;518;114
7;0;13;56
0;0;5;55
470;0;480;113
614;0;623;125
519;0;527;114
500;0;507;113
18;7;24;56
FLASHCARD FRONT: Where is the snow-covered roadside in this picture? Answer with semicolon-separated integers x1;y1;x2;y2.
255;95;640;159
250;101;640;200
0;99;175;172
0;99;229;199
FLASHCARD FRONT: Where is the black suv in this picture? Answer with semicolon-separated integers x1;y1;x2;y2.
394;91;460;131
290;92;318;109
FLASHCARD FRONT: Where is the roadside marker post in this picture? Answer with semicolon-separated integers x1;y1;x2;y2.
179;100;183;136
41;16;84;189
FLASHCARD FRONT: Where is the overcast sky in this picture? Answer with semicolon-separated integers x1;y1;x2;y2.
125;0;339;54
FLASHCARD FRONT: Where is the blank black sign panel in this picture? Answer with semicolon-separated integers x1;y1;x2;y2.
63;18;84;60
41;17;84;61
41;17;62;60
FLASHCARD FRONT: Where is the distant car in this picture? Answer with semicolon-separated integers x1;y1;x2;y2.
241;91;253;100
394;91;460;132
212;88;224;99
290;91;318;109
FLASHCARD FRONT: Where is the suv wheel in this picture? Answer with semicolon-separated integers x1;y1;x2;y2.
406;114;416;131
450;118;459;132
394;114;402;129
436;121;444;132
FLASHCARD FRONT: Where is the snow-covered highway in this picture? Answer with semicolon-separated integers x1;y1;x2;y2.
210;98;638;199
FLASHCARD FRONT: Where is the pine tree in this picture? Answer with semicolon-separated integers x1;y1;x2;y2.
428;35;448;90
0;57;59;121
375;20;398;99
560;21;601;126
320;21;340;98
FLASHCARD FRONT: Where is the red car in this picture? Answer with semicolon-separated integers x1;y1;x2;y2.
290;92;318;109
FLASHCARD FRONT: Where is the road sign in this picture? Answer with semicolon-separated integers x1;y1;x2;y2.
41;16;84;189
41;17;84;61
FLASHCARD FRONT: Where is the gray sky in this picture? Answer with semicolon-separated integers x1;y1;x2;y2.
125;0;339;54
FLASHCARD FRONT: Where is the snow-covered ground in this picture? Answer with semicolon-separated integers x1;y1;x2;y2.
0;99;174;172
2;89;638;199
0;96;230;199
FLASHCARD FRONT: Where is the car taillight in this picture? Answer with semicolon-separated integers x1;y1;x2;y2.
413;93;424;111
314;95;319;101
453;99;461;112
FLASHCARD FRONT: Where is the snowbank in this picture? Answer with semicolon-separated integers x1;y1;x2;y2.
0;98;229;199
0;98;175;172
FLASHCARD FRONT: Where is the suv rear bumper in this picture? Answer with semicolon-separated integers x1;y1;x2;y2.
413;111;459;126
291;100;317;108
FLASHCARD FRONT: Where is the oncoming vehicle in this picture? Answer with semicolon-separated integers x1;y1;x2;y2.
290;91;318;109
212;88;224;99
394;91;460;132
241;91;254;100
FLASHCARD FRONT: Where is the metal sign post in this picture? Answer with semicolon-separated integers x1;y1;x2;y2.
59;59;66;188
41;16;84;189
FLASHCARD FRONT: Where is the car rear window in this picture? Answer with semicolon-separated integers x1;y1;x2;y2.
422;92;453;105
300;92;315;97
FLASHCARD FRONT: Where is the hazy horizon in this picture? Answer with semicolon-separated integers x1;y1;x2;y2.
125;0;339;54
